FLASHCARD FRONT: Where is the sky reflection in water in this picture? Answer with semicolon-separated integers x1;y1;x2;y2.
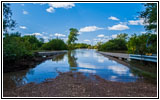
3;49;138;88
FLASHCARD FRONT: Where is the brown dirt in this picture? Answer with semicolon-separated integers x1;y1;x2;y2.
3;71;157;97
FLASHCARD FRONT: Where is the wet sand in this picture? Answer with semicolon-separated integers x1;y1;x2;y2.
3;71;157;97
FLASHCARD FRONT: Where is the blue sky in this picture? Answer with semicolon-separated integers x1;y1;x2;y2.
9;3;146;44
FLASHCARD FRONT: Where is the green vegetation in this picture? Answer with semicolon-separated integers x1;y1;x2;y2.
74;43;91;49
3;4;68;67
140;3;157;31
127;33;157;54
97;33;128;52
97;33;157;55
41;39;67;50
67;28;79;49
3;3;16;33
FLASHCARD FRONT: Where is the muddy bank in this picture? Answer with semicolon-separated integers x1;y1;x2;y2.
3;71;157;97
3;51;67;73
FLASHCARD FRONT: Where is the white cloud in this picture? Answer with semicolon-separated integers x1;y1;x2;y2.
141;32;146;34
108;24;129;31
111;34;117;38
79;26;104;33
84;39;90;42
48;3;75;9
43;3;75;13
108;16;119;21
32;33;43;36
128;18;145;25
107;65;129;75
54;33;66;37
23;10;28;14
25;32;42;36
42;36;49;42
19;26;27;29
46;7;55;13
97;34;104;38
21;4;24;6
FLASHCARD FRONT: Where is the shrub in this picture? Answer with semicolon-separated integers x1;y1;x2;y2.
41;39;67;50
98;39;127;52
3;33;32;63
127;33;157;55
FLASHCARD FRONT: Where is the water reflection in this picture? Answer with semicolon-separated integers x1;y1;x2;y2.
52;53;66;62
68;50;78;71
3;49;139;89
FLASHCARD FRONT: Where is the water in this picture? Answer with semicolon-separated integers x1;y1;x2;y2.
3;49;138;89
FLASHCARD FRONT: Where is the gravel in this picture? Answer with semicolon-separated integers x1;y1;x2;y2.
3;71;157;97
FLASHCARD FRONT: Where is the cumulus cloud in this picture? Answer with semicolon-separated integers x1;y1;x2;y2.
46;7;55;13
97;34;105;38
19;26;27;29
107;65;129;75
141;32;146;34
108;16;119;21
79;26;104;33
84;39;90;42
23;10;28;14
44;3;75;13
128;18;145;25
54;33;66;37
32;33;43;36
108;24;129;31
48;3;75;9
111;34;117;38
25;32;42;36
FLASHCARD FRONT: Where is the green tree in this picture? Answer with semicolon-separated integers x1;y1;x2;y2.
67;28;79;45
117;33;128;40
140;3;157;31
22;35;43;50
41;39;67;50
3;33;32;63
127;33;157;54
3;3;16;33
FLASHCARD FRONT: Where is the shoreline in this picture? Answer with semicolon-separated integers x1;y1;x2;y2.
3;71;157;97
3;51;67;73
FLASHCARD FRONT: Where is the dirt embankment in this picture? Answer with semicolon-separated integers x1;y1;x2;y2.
3;71;157;97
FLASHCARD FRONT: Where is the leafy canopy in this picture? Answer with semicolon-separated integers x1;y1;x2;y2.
140;3;157;31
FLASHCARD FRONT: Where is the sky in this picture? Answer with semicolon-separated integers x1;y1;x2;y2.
9;2;146;45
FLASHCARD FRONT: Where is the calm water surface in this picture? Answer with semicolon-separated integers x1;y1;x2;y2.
3;49;138;89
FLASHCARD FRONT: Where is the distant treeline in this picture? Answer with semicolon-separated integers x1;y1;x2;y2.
97;33;157;55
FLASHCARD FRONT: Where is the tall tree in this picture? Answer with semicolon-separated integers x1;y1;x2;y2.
117;33;128;40
3;3;16;33
140;3;157;32
67;28;79;45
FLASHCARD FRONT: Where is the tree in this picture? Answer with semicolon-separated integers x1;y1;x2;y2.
127;33;157;54
3;3;16;33
41;39;67;50
67;28;79;45
117;33;128;40
140;3;157;31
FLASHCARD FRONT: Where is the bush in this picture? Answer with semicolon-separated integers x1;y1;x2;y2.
127;33;157;54
3;33;33;63
41;39;67;50
22;35;43;50
98;39;127;52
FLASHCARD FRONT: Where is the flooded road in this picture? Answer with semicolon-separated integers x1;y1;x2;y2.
3;49;138;89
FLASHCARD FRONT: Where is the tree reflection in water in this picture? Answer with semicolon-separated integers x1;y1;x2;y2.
3;69;29;90
67;50;78;71
52;53;66;62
